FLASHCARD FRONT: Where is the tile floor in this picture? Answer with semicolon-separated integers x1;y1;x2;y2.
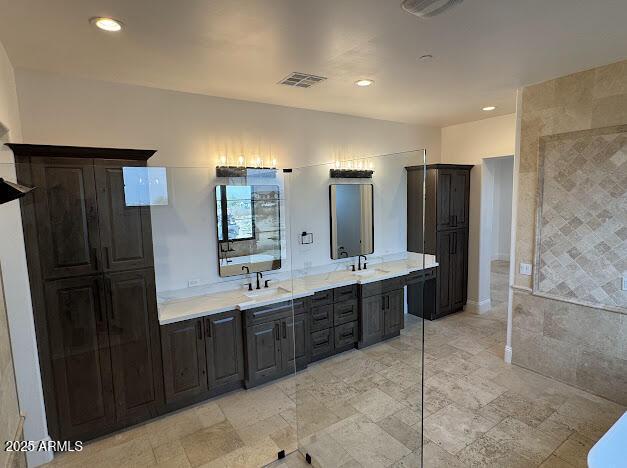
47;261;625;468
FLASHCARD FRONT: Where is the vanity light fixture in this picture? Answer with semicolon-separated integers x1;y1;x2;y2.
90;17;123;32
216;154;278;178
355;79;374;87
330;159;374;178
482;106;496;111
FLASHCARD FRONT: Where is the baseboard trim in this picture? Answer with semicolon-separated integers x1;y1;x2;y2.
26;435;54;467
491;254;510;262
465;299;491;314
504;345;512;364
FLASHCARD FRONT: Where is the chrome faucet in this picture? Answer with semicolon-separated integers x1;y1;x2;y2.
358;255;368;270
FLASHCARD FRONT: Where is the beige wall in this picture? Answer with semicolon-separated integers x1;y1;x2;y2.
441;114;516;310
512;60;627;404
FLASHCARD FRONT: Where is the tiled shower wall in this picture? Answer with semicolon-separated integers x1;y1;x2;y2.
512;60;627;405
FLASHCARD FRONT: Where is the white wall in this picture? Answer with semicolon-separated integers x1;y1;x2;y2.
15;70;440;293
490;157;514;261
0;43;52;467
440;113;516;312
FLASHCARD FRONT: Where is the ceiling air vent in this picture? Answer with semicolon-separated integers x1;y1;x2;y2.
401;0;463;18
279;72;327;88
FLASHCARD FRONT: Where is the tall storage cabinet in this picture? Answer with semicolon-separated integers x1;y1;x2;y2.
406;164;473;319
11;144;164;442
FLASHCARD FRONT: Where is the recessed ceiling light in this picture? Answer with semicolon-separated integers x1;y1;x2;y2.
90;17;123;32
418;54;434;62
482;106;496;111
355;79;374;87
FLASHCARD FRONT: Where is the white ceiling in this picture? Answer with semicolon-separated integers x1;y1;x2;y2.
1;0;626;127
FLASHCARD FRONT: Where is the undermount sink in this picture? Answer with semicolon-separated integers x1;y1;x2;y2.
353;268;389;277
244;286;290;298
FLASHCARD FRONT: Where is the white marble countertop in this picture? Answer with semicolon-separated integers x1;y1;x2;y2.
158;255;438;325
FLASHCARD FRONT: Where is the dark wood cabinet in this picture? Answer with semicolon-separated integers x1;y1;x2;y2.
13;144;163;442
243;300;309;388
359;295;384;347
94;162;154;272
383;289;404;338
30;158;101;280
204;311;244;389
161;319;207;405
358;278;405;348
309;286;359;363
161;310;245;407
406;268;438;320
246;320;284;386
284;313;308;371
406;164;472;319
44;275;115;440
106;269;163;421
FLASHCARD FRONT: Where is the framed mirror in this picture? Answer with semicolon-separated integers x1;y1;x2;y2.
215;185;282;277
329;184;374;259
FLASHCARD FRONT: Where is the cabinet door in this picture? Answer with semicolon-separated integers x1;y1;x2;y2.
436;170;453;230
161;319;207;405
436;231;453;316
450;229;469;310
106;269;163;420
205;311;244;389
359;295;384;347
45;276;115;439
282;314;309;371
450;171;470;227
384;289;404;337
246;320;282;384
94;162;154;272
31;157;101;279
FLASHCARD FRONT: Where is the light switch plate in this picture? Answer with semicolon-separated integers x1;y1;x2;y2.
519;263;532;276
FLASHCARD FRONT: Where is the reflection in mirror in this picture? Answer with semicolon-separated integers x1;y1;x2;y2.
215;185;281;277
330;184;374;259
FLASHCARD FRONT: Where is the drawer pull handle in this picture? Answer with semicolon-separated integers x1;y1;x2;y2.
313;339;329;346
340;331;353;339
313;315;327;321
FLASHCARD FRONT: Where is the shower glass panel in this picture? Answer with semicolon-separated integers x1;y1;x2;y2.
1;151;299;467
286;149;427;467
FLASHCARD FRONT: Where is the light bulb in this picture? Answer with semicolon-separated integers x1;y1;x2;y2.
271;158;277;168
238;156;244;166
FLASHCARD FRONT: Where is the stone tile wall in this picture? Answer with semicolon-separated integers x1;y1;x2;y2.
513;59;627;404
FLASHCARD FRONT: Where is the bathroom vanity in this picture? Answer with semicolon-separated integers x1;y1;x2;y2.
158;256;438;406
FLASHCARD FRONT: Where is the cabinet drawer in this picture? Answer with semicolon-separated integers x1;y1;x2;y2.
310;289;333;307
333;300;358;326
311;329;333;358
244;299;307;326
333;284;357;303
406;267;437;284
310;304;332;332
360;277;405;298
334;321;358;349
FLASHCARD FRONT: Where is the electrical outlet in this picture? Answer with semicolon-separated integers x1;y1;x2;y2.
187;279;202;288
519;263;532;276
622;273;627;291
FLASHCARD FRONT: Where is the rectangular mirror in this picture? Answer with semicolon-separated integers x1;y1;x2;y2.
329;184;374;259
215;185;281;277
